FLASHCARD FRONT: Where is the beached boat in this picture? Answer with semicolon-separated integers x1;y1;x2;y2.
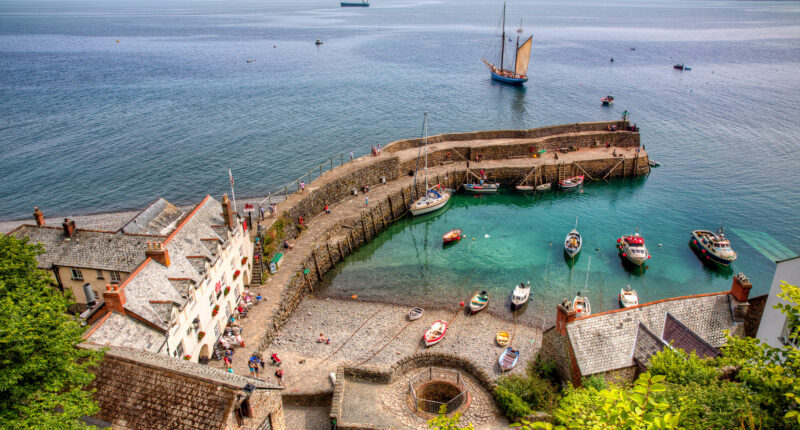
411;114;451;216
617;230;650;266
341;0;369;6
424;320;447;347
602;95;614;106
510;282;530;310
469;291;489;314
408;307;424;321
564;217;581;258
463;183;500;194
536;183;551;191
619;285;638;308
499;347;520;371
496;331;510;346
481;4;532;86
559;175;584;189
690;227;737;266
443;228;463;244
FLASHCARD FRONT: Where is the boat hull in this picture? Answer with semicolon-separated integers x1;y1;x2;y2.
340;2;369;6
496;331;510;346
689;230;736;266
515;185;534;192
499;347;519;371
564;230;581;258
443;228;463;244
559;175;585;189
619;289;638;308
410;193;450;216
424;321;447;347
536;183;552;191
469;291;489;314
463;183;500;194
490;71;527;86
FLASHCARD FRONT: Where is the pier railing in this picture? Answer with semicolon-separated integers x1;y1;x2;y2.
258;153;348;207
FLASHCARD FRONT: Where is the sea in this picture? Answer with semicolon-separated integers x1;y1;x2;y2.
1;0;799;314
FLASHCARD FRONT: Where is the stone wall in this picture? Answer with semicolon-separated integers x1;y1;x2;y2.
745;294;768;338
225;389;285;430
593;366;638;387
539;327;574;385
384;121;631;152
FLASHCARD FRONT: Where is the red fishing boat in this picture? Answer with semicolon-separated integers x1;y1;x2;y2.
443;228;463;244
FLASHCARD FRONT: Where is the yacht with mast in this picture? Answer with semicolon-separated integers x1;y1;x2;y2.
410;113;451;216
482;3;533;86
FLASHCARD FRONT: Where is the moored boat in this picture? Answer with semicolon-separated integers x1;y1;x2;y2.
481;3;532;86
559;175;584;189
573;292;591;316
515;184;535;192
602;95;614;106
617;230;650;266
463;182;500;194
496;331;510;347
424;320;447;347
443;228;463;244
564;217;581;258
315;39;323;45
341;0;369;6
411;114;451;216
619;285;638;308
535;182;552;191
408;307;424;321
469;290;489;314
690;227;737;266
499;347;519;371
510;282;530;310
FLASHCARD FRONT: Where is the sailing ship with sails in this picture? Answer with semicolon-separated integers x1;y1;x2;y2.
482;3;533;86
410;113;451;216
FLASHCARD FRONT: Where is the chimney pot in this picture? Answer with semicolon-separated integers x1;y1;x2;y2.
102;284;126;313
221;194;235;230
62;218;76;237
731;272;752;302
33;207;45;226
145;241;170;267
556;301;577;336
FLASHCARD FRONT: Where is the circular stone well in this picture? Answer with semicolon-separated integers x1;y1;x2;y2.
417;380;462;405
408;368;469;415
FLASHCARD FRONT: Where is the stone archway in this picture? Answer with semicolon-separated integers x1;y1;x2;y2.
199;344;210;364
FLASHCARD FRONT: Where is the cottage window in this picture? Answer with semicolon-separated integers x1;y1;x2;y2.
110;271;121;283
225;302;231;320
176;340;184;358
96;270;104;280
235;398;253;426
234;285;240;298
70;268;83;281
187;294;195;309
214;320;221;338
209;293;214;306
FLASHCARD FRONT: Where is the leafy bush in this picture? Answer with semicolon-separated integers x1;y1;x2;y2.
534;357;559;385
495;385;533;420
580;375;607;391
647;348;718;385
495;359;560;418
655;380;765;429
427;404;474;429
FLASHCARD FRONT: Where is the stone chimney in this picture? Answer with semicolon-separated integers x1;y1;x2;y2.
102;284;126;313
62;218;76;238
221;194;235;230
33;207;45;226
730;273;752;322
556;300;577;336
731;273;752;302
145;241;170;267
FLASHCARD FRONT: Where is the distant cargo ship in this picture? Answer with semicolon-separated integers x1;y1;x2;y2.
341;0;369;7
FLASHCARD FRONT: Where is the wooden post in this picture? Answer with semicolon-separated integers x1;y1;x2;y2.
370;208;378;234
361;214;369;241
313;250;323;281
388;195;396;219
338;241;345;261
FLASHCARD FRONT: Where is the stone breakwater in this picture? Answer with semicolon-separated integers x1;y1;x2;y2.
220;121;647;382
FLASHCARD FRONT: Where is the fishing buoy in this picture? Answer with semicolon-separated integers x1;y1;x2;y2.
706;256;710;260
693;240;697;244
658;243;663;247
622;253;627;257
702;249;706;253
648;255;652;259
617;238;621;243
579;189;584;194
460;301;465;307
116;40;119;43
485;234;490;238
351;295;358;299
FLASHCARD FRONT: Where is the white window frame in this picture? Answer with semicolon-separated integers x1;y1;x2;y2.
96;269;104;280
110;271;121;283
70;268;83;281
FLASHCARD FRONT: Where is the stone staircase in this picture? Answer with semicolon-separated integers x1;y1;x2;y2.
251;241;264;285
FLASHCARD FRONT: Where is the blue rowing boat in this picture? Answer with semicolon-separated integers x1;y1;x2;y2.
499;347;519;371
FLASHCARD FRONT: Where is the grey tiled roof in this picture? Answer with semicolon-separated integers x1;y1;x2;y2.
632;323;667;370
12;225;153;272
566;293;735;376
86;312;167;354
81;343;282;390
120;198;185;235
663;312;721;359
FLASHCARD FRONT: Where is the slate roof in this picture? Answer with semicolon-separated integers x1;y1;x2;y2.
662;312;721;359
121;198;185;235
566;292;734;376
86;312;167;354
11;225;154;272
632;323;667;370
81;343;280;430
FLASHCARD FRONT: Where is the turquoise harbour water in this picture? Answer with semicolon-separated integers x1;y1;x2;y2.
320;183;777;324
1;0;799;301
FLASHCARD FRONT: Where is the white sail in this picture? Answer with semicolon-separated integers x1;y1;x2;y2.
515;36;532;76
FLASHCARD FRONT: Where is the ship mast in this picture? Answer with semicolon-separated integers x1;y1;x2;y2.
500;2;506;71
423;112;428;191
514;19;521;75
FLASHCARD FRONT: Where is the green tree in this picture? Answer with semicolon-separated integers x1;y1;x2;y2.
428;404;475;429
0;235;102;429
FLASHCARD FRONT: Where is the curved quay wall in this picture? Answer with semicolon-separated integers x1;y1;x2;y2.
256;121;648;357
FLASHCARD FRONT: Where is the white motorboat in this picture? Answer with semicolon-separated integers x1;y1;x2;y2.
411;113;451;216
564;217;581;258
690;227;737;266
617;230;650;266
510;282;530;310
619;285;638;308
573;292;591;316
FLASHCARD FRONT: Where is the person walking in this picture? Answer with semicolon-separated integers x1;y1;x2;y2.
259;205;265;220
299;181;306;192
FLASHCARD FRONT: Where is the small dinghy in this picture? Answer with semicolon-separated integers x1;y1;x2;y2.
619;285;639;308
408;307;424;321
559;175;584;189
573;292;591;316
535;183;552;191
443;228;463;244
564;217;581;259
469;290;489;314
496;331;510;347
602;94;615;106
463;183;500;194
499;347;519;371
510;282;531;311
424;320;447;347
515;185;535;192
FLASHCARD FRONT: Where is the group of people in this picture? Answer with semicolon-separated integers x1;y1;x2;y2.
247;352;285;384
214;287;263;373
258;203;279;220
371;144;382;156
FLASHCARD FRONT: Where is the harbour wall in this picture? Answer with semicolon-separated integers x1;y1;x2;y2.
255;122;648;354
